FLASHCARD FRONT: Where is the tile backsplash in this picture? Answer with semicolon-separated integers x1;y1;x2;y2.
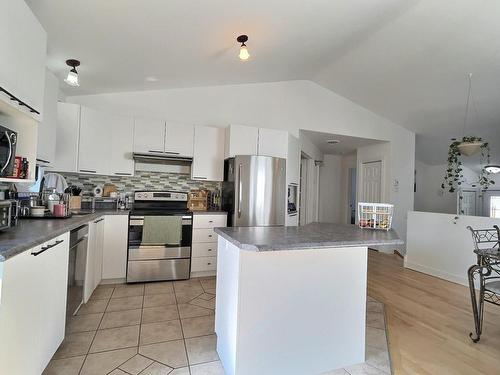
59;171;221;197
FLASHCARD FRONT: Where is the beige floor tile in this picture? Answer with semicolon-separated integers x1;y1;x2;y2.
366;301;384;313
319;369;349;374
107;296;143;312
174;280;204;293
366;311;385;329
190;360;225;375
204;288;216;295
145;281;175;295
189;296;215;310
77;299;108;315
185;334;219;365
142;305;179;324
80;347;137;375
181;315;215;338
170;368;190;375
199;278;216;290
198;293;215;301
366;327;388;351
109;370;129;375
139;340;188;368
100;309;142;329
178;303;214;319
143;293;177;307
53;331;95;359
112;284;145;298
140;361;174;375
140;320;183;345
343;362;388;375
90;325;140;353
42;355;85;375
175;290;204;304
119;354;153;374
366;345;391;373
66;313;103;333
90;287;114;300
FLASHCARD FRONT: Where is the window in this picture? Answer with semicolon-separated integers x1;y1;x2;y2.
490;196;500;218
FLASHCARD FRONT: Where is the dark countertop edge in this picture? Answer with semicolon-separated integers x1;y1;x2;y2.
191;211;227;215
0;210;129;263
214;227;404;252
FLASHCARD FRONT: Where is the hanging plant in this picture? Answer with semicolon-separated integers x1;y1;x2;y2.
441;136;495;193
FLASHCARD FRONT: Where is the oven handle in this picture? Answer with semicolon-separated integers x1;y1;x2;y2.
130;216;192;226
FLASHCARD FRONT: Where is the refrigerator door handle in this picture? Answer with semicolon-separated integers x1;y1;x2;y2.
238;163;243;218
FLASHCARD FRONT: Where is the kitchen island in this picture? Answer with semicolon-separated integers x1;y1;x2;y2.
214;223;402;375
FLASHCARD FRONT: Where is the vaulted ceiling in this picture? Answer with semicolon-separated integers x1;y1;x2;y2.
27;0;500;167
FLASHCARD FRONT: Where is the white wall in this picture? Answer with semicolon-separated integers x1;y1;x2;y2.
299;131;324;161
319;154;342;223
68;80;415;245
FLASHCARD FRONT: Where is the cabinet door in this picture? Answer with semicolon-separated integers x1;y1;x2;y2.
79;107;110;175
192;126;225;181
110;115;134;176
133;118;165;154
37;233;70;373
286;134;300;184
85;220;97;301
258;128;288;158
225;124;258;158
0;1;22;96
165;122;194;157
54;103;80;173
102;215;128;280
91;218;105;289
0;250;41;375
37;70;59;165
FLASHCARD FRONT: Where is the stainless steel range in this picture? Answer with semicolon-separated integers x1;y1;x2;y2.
127;190;192;283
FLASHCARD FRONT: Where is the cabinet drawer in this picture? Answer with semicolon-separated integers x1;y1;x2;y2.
191;256;217;272
193;214;227;229
192;228;217;243
192;243;217;258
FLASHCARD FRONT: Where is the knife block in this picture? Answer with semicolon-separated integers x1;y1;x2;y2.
69;196;82;210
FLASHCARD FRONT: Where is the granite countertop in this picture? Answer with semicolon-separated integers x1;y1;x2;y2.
0;210;130;262
214;222;404;251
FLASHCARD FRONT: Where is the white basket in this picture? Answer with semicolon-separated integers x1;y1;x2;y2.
358;202;394;231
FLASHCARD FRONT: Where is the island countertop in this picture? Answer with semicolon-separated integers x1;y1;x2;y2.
214;222;403;251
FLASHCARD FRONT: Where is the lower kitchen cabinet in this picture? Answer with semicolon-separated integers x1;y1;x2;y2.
85;216;105;300
102;215;129;280
0;232;69;375
191;213;227;277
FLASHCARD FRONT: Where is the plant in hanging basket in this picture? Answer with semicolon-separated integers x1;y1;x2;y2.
457;136;484;156
441;137;495;193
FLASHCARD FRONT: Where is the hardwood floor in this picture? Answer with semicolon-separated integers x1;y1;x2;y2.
368;250;500;375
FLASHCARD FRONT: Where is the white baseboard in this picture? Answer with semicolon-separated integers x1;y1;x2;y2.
403;260;469;287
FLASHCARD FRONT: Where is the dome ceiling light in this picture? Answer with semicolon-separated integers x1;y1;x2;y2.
485;165;500;174
237;35;250;61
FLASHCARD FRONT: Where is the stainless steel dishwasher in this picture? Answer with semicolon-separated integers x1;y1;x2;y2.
67;224;88;317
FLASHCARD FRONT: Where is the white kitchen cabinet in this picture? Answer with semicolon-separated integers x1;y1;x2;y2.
225;124;259;158
53;102;81;173
0;0;46;119
87;217;105;293
258;128;288;159
110;115;135;176
102;215;129;280
287;134;300;184
36;70;59;165
79;107;111;175
165;122;194;157
192;126;225;181
0;233;69;375
133;117;165;154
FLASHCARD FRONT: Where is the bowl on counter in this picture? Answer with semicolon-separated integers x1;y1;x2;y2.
31;206;46;217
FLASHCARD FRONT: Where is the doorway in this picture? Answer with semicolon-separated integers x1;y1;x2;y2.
481;190;500;217
299;153;319;226
458;190;477;216
347;167;357;224
360;160;382;203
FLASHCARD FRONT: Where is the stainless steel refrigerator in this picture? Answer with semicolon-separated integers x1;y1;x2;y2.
222;155;286;227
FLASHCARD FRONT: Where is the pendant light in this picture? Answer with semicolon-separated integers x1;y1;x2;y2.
485;165;500;174
64;59;80;87
457;74;483;156
237;35;250;61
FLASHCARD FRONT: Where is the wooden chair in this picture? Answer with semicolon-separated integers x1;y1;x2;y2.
467;225;500;342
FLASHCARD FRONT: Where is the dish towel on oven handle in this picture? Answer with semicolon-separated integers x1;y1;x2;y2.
142;216;182;246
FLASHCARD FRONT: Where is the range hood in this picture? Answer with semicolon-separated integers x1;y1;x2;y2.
133;152;192;165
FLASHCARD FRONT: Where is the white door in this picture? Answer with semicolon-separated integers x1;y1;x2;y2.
165;122;194;157
360;161;382;203
133;118;165;154
481;190;500;218
458;190;477;216
192;126;225;181
102;215;129;279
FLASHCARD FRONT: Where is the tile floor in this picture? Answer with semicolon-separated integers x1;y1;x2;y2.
43;277;391;375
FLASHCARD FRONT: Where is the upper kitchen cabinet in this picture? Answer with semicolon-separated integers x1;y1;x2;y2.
286;134;300;184
109;115;134;176
192;126;225;181
53;103;80;173
78;106;110;175
258;128;288;159
165;122;194;157
36;70;59;166
133;117;165;154
0;0;47;120
225;124;259;158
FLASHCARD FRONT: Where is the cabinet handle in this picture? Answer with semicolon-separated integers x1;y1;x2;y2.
208;248;212;252
164;151;180;155
94;218;104;223
207;262;212;265
80;169;97;174
208;234;213;238
208;220;213;223
193;176;207;180
149;150;165;153
36;158;51;164
32;240;64;256
114;172;132;176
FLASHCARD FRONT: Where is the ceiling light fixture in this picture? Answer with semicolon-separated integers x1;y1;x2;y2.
237;35;250;61
64;59;80;87
485;164;500;174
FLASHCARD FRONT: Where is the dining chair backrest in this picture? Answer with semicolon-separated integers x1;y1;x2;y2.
467;225;500;251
